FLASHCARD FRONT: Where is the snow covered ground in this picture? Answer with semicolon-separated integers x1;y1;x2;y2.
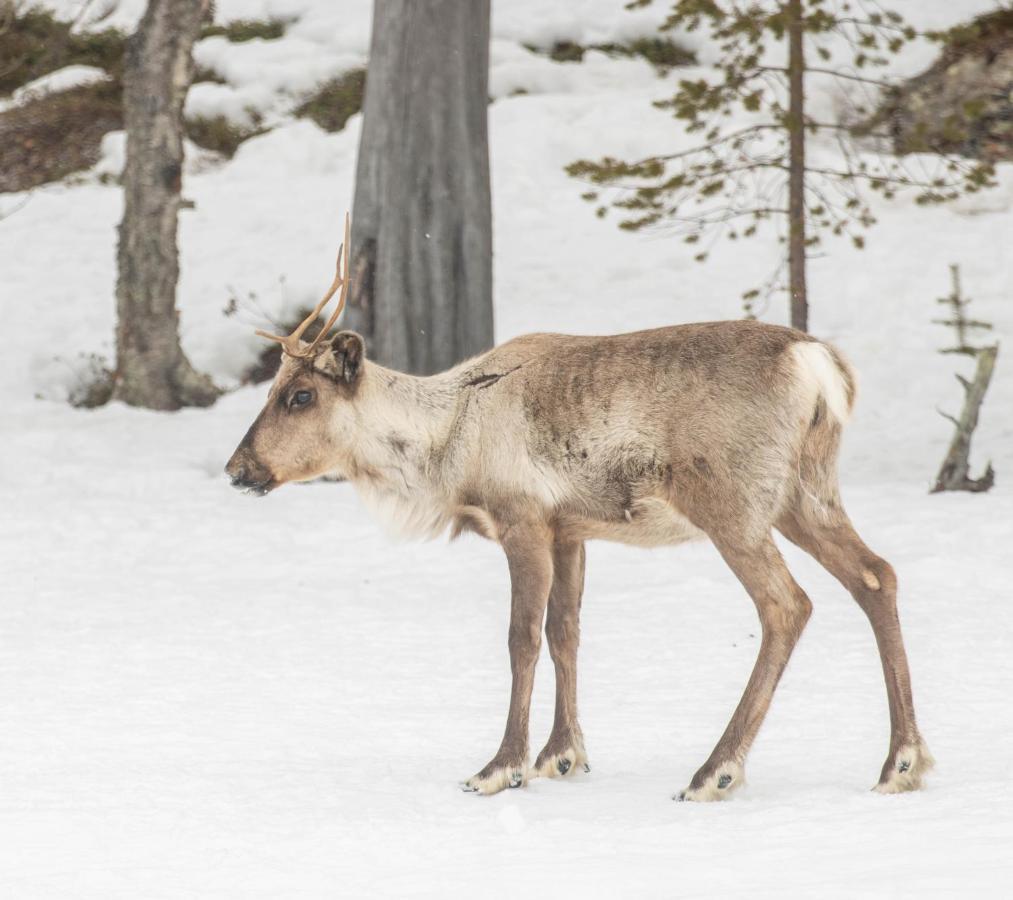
2;1;1012;897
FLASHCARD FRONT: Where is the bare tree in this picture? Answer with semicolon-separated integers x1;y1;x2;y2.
345;0;494;375
113;0;218;409
932;264;998;494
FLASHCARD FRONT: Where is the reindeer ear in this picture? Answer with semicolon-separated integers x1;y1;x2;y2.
318;331;364;384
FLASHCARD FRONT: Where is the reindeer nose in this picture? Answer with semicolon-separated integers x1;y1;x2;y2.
226;457;247;485
224;453;245;484
225;450;272;494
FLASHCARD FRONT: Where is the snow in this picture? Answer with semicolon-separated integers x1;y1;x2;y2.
2;0;1012;897
188;35;365;127
489;41;666;100
89;130;221;182
0;64;111;112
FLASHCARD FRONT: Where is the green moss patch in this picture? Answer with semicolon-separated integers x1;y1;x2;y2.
0;80;122;191
0;6;126;96
528;36;695;72
184;113;266;158
870;8;1013;162
200;18;288;43
294;69;366;132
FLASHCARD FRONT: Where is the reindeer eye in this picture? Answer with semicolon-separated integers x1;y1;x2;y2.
291;389;313;408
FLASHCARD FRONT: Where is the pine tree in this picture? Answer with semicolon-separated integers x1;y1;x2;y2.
568;0;995;331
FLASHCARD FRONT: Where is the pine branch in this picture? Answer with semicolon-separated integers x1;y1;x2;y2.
807;121;893;140
803;166;961;190
642;124;782;165
805;67;895;88
832;16;919;36
658;206;789;227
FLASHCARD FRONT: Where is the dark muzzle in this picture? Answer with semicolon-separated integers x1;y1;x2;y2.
225;449;274;495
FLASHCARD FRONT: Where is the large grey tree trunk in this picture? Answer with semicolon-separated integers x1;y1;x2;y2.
346;0;494;375
113;0;218;409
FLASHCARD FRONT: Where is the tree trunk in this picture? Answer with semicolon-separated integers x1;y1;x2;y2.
787;0;808;333
346;0;494;375
113;0;218;410
931;345;998;493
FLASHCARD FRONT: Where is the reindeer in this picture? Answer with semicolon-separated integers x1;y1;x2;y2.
226;215;931;799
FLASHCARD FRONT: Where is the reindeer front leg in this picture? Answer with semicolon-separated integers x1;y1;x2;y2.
463;520;553;795
533;540;589;779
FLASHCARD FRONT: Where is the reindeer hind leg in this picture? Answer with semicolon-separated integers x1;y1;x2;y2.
678;533;812;801
776;496;932;793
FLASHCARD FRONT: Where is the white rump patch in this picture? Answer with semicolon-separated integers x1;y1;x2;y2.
789;342;854;425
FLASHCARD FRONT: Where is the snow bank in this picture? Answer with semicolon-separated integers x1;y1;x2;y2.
0;64;110;112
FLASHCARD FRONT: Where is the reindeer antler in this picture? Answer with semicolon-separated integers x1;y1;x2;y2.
255;212;351;359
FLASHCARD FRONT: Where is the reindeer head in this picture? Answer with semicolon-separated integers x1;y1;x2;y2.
225;214;365;495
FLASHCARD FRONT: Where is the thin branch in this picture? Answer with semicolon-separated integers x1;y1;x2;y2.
807;121;893;140
805;67;894;88
662;206;788;226
803;166;958;189
832;16;919;36
637;124;782;166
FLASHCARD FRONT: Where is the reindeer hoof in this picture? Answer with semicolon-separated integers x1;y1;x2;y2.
532;739;589;780
676;762;744;802
873;741;934;794
463;762;529;795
